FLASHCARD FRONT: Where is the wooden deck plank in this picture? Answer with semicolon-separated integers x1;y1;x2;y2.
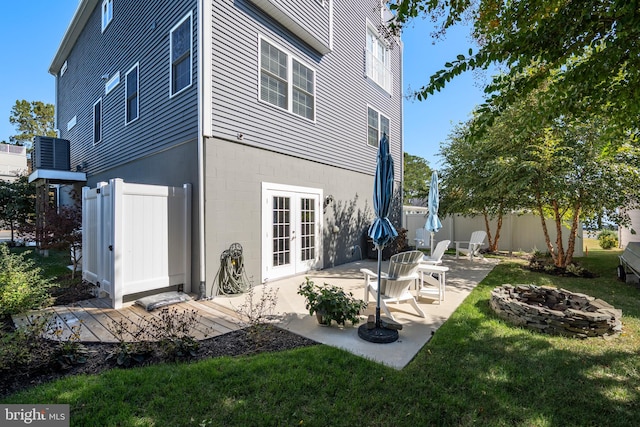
184;300;243;333
58;302;118;342
12;308;77;341
12;308;56;330
50;306;100;342
201;299;244;319
125;303;214;341
11;296;245;344
81;299;146;342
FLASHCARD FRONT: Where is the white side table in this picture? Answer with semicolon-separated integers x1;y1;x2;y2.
417;264;449;303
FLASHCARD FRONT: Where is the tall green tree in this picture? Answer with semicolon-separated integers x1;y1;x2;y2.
403;152;432;204
440;118;524;252
444;89;640;267
0;174;36;243
388;0;640;133
9;100;56;147
519;117;640;267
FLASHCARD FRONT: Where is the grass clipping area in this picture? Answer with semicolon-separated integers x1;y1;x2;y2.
2;247;640;426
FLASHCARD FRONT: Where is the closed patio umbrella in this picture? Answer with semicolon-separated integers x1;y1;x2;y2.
425;171;442;255
359;133;399;343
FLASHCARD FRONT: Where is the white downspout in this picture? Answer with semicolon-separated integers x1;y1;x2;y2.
196;0;208;298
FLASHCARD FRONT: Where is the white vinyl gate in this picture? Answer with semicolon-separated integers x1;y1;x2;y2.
82;178;191;308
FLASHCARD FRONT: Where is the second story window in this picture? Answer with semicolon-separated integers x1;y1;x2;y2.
366;25;392;93
93;98;102;144
125;63;139;124
102;0;113;32
367;106;389;148
260;37;315;121
170;12;192;97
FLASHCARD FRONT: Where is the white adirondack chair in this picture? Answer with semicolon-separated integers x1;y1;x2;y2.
360;251;425;321
421;239;451;265
455;230;487;260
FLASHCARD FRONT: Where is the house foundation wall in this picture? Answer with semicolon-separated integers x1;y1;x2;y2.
203;137;397;295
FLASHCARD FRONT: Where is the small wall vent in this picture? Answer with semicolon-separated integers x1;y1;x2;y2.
33;136;70;171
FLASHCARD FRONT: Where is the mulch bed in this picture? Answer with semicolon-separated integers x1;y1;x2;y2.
1;284;318;398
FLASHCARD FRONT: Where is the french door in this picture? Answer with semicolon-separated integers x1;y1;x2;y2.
262;183;322;282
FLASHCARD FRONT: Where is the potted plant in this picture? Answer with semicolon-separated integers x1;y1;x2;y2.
297;278;367;326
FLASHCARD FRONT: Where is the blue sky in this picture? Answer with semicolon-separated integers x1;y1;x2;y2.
0;1;485;168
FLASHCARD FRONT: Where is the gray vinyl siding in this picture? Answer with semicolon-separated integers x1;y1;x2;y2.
209;0;403;180
56;0;198;177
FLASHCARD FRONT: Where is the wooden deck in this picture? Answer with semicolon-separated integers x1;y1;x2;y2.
12;298;244;343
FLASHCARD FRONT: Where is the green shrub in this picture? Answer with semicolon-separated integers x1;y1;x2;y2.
0;244;55;315
597;229;619;250
0;313;52;373
298;277;367;326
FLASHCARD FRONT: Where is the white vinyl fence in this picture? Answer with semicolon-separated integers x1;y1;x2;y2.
403;207;584;257
82;179;192;308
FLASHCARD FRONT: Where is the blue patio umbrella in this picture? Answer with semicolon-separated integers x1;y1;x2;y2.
365;133;397;334
425;171;442;255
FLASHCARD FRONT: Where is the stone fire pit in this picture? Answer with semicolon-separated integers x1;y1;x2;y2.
490;284;622;338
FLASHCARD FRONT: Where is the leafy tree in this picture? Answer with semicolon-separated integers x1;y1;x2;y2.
39;190;83;278
522;116;640;267
387;1;640;133
449;90;640;267
439;118;523;252
403;152;432;204
9;100;56;147
0;175;36;244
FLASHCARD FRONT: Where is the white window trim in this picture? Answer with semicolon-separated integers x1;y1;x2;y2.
60;61;68;77
101;0;113;32
125;62;140;125
169;11;193;98
367;105;389;148
105;71;120;95
93;98;103;145
261;182;323;283
365;20;392;94
258;35;317;123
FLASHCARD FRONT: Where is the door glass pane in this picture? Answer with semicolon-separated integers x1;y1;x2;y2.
272;196;291;266
300;198;315;261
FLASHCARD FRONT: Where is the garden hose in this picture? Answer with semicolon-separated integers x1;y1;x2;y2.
214;243;251;296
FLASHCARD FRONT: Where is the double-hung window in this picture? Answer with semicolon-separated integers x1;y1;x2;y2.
93;98;102;144
260;37;315;121
102;0;113;32
170;12;192;97
367;106;389;148
125;63;139;124
366;25;392;93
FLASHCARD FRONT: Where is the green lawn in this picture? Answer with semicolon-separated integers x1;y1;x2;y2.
2;246;639;426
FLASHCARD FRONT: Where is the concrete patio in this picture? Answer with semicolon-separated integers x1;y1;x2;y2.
214;255;499;369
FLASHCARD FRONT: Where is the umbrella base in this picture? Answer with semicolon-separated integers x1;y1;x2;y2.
357;324;399;343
